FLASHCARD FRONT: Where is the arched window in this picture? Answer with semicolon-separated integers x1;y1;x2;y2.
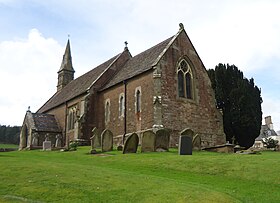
178;71;184;97
67;107;76;131
177;59;193;99
105;99;110;123
186;72;192;99
136;89;141;113
69;112;73;130
119;94;124;117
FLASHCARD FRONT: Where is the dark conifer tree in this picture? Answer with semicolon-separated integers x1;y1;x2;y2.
208;64;262;148
0;125;20;144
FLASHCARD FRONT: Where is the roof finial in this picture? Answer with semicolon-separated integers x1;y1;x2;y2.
27;106;31;112
179;23;184;30
68;34;70;40
124;41;128;50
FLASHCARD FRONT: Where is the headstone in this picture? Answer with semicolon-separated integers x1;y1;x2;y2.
180;128;194;139
179;136;192;155
55;134;62;148
32;133;39;146
43;141;52;151
155;129;170;151
45;133;50;141
101;129;113;152
123;133;139;154
141;130;156;152
192;134;201;150
90;127;101;150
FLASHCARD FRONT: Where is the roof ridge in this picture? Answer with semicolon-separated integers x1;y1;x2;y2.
152;26;184;67
37;52;123;113
36;91;59;113
101;35;174;90
87;52;123;91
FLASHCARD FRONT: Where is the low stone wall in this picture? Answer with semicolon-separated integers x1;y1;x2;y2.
0;148;18;152
202;144;234;153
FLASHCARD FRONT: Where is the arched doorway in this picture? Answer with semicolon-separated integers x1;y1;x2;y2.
20;124;28;149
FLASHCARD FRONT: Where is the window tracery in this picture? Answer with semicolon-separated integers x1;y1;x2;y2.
177;59;193;99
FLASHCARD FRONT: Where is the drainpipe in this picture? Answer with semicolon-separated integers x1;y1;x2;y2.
123;80;127;144
64;101;68;149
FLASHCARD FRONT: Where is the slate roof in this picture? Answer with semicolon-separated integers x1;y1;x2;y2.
256;125;278;141
38;34;175;112
102;36;173;90
38;53;121;113
31;113;61;132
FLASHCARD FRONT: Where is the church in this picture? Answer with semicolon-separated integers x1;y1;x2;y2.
19;24;225;150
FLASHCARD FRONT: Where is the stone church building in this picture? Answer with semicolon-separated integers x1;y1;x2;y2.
19;24;225;150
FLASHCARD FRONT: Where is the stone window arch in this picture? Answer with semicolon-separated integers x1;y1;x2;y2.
105;99;110;124
177;59;194;99
119;93;125;117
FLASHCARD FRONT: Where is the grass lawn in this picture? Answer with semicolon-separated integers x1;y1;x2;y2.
0;147;279;203
0;144;18;148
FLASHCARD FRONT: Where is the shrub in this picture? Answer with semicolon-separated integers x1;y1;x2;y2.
263;137;279;148
69;140;78;151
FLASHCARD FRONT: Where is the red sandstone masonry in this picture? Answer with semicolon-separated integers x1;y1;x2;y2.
160;30;225;147
38;26;225;148
98;72;154;138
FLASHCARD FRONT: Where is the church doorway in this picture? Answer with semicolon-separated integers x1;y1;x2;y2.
21;124;28;148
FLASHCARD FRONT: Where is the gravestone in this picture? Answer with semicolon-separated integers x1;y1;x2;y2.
43;141;52;151
155;129;170;151
178;136;192;155
141;130;156;152
90;127;101;150
123;133;139;154
32;133;39;146
55;134;62;148
101;129;113;152
192;134;201;150
180;128;194;139
45;133;50;141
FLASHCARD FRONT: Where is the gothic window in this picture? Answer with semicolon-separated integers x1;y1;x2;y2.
67;107;76;131
177;59;193;99
136;89;141;113
186;72;192;99
178;71;184;97
105;99;110;124
119;93;125;117
68;112;72;130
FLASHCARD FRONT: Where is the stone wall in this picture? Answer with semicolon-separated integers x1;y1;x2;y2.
98;71;154;138
46;95;87;145
159;31;225;147
45;104;66;143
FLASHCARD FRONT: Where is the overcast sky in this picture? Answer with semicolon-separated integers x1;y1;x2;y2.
0;0;280;132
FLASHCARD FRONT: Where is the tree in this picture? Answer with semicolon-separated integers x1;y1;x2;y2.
0;125;20;144
263;137;279;149
208;64;262;148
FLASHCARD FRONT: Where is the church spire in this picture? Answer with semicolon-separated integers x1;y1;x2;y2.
57;39;75;92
